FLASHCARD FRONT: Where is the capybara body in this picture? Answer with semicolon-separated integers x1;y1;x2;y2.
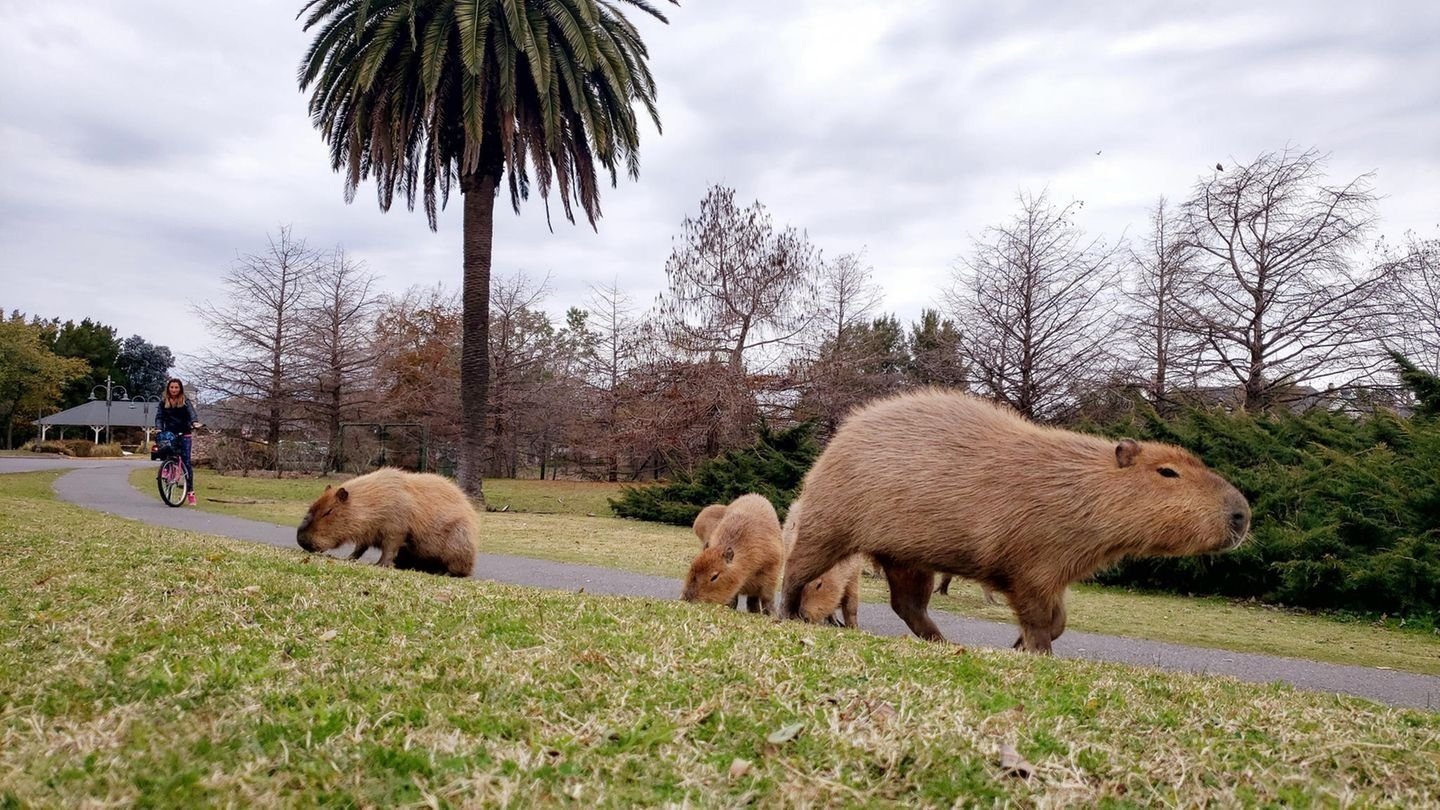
296;467;480;578
782;390;1251;653
782;497;862;628
682;494;784;615
693;503;727;547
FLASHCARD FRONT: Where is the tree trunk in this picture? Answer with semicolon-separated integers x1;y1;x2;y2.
458;173;498;504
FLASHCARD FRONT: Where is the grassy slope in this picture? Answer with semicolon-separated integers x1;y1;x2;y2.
147;470;1440;676
4;471;1439;807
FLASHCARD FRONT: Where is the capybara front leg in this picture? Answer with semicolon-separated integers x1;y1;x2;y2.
935;574;952;595
1010;589;1063;655
745;595;761;613
840;577;860;630
881;561;946;643
374;544;398;568
348;544;367;561
759;592;779;618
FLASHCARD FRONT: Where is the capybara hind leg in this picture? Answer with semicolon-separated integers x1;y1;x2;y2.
881;561;946;642
745;595;761;613
935;574;952;595
374;544;398;568
759;592;779;618
348;544;367;561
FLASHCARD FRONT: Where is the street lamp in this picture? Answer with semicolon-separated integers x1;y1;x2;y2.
88;374;129;445
130;394;162;447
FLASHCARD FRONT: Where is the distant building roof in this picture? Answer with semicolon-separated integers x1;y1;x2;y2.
34;400;204;428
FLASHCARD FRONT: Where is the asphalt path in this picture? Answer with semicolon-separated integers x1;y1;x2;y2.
8;456;1437;710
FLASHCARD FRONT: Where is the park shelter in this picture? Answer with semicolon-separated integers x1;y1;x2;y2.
35;399;165;444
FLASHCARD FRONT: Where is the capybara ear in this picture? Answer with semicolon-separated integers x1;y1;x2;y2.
722;545;736;564
336;487;349;503
324;484;333;492
1115;439;1141;468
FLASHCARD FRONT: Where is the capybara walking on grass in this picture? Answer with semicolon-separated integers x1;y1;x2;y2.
693;503;727;547
296;467;480;578
782;497;862;628
682;494;784;616
782;390;1250;653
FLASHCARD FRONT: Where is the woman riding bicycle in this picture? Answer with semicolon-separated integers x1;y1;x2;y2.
155;377;201;505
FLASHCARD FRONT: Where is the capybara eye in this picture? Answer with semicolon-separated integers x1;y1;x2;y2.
1158;467;1180;478
710;572;719;582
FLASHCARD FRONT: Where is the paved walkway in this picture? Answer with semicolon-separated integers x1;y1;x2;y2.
9;457;1437;710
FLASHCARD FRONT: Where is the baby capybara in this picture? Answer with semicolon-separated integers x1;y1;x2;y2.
682;494;784;616
782;390;1250;654
782;496;862;628
692;503;727;547
296;467;480;578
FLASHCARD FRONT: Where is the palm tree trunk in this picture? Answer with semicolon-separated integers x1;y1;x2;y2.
458;172;497;504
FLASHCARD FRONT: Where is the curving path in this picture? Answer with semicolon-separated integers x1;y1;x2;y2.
8;457;1437;710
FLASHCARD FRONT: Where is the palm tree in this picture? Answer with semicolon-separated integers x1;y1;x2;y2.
298;0;674;500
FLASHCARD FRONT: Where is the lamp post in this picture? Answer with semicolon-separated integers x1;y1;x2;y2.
130;394;162;447
88;375;129;445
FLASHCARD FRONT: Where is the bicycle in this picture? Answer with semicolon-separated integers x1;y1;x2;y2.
152;431;190;507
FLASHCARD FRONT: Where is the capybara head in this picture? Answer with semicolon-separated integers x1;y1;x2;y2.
1109;438;1250;555
681;544;743;604
296;484;356;552
692;504;727;548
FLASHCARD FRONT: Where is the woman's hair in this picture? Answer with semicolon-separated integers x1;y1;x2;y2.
163;378;187;407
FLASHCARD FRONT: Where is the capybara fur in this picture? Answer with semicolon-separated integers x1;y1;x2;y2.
296;467;480;578
682;494;784;616
782;390;1251;654
693;503;727;547
782;496;861;628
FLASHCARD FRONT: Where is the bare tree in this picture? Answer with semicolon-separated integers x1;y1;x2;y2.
1377;231;1440;374
372;285;462;460
1179;148;1393;409
947;191;1120;419
659;184;822;373
1124;197;1205;408
194;227;320;466
487;270;557;478
297;247;382;472
812;250;884;347
576;280;641;481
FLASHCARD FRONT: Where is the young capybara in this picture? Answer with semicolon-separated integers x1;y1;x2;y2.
782;390;1251;654
295;467;480;578
782;496;862;628
681;494;784;616
693;503;727;547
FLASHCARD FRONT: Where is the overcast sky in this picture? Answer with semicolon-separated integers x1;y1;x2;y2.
2;1;1437;377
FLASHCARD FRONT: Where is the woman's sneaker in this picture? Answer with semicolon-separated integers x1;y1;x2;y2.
186;492;196;506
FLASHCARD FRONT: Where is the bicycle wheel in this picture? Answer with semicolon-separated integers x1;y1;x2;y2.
157;460;188;507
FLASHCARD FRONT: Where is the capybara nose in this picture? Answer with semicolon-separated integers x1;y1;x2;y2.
296;530;313;552
1229;511;1248;534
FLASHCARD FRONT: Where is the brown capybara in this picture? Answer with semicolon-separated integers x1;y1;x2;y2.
693;503;727;547
296;467;480;578
781;390;1250;654
681;494;784;616
782;496;862;628
935;574;1001;605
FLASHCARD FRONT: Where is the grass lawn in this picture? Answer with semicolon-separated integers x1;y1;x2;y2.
131;470;1440;676
6;470;1440;806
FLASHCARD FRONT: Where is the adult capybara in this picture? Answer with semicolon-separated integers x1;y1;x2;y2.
693;503;727;547
782;496;862;628
296;467;480;578
681;494;784;616
782;390;1250;653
